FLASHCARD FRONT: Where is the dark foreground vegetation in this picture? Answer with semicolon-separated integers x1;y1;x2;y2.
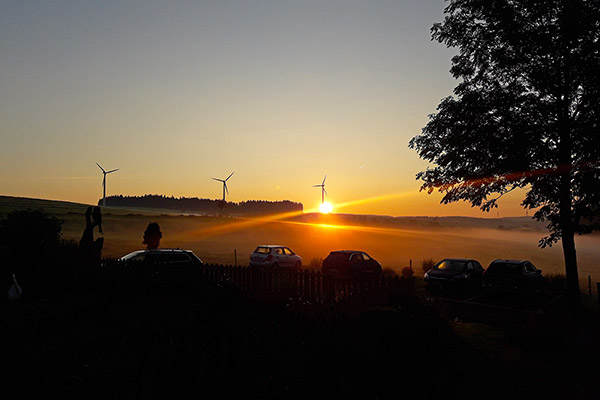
1;210;599;399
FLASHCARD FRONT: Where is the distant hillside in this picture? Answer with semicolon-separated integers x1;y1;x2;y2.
0;195;550;233
100;194;303;216
294;212;549;232
0;195;91;216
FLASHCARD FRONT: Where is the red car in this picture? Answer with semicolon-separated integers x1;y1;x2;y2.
321;250;382;278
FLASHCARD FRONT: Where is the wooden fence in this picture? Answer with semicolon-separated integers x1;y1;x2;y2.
99;259;415;306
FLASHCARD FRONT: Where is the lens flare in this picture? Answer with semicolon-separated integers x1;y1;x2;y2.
319;201;333;214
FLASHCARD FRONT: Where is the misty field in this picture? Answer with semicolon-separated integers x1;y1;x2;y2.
2;196;599;285
60;213;600;287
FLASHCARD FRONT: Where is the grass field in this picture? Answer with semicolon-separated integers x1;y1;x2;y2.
2;195;600;287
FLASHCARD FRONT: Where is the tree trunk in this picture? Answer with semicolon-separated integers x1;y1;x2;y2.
556;26;581;309
558;123;581;309
560;224;581;309
557;117;580;308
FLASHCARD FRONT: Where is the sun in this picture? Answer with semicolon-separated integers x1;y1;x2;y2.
319;201;333;214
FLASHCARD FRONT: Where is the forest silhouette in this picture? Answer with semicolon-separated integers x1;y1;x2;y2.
101;194;303;216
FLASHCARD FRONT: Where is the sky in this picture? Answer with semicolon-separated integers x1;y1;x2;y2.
0;0;529;217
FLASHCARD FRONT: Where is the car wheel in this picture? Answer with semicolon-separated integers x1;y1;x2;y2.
272;262;279;269
295;261;302;269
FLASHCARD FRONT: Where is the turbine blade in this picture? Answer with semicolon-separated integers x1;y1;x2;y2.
224;183;229;195
312;185;322;187
225;172;234;181
324;188;328;196
96;163;105;173
322;175;327;185
106;168;119;174
212;178;224;182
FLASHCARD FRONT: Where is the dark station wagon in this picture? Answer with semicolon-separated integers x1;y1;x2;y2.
119;248;204;268
483;259;545;295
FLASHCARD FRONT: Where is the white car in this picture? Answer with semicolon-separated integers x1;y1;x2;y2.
249;245;302;269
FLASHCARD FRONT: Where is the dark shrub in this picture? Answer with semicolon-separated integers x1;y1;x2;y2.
421;258;435;274
0;209;78;300
401;266;414;278
309;257;323;268
142;222;162;249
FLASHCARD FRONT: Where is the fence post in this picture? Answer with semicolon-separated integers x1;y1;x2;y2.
234;249;237;267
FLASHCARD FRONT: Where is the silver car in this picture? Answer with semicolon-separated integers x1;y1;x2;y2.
249;245;302;269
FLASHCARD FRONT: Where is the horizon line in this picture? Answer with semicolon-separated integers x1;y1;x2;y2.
0;193;532;219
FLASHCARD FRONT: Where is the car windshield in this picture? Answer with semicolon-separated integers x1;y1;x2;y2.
253;247;271;254
435;260;466;272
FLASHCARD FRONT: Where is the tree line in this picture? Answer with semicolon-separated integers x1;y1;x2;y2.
100;194;303;215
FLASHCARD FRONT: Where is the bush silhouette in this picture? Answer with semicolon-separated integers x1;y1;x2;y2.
309;257;323;268
0;209;62;254
421;258;435;274
0;209;77;300
143;222;162;249
401;266;414;278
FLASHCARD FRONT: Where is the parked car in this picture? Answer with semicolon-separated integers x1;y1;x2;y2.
482;259;545;295
119;248;203;268
321;250;382;279
423;258;484;292
249;245;302;269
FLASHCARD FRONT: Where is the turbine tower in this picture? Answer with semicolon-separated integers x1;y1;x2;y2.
97;163;119;207
212;172;234;213
312;175;327;204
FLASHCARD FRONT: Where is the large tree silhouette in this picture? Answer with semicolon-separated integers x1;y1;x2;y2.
410;0;600;306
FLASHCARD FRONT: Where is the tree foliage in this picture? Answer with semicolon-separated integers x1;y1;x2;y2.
409;0;600;303
410;0;600;242
143;222;162;250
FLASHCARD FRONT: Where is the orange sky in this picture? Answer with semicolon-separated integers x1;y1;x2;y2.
0;1;529;217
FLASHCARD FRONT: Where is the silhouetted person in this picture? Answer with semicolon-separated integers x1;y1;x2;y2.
142;222;162;249
79;206;104;264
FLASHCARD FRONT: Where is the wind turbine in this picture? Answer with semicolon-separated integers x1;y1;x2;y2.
212;172;234;213
97;163;119;206
313;175;327;204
